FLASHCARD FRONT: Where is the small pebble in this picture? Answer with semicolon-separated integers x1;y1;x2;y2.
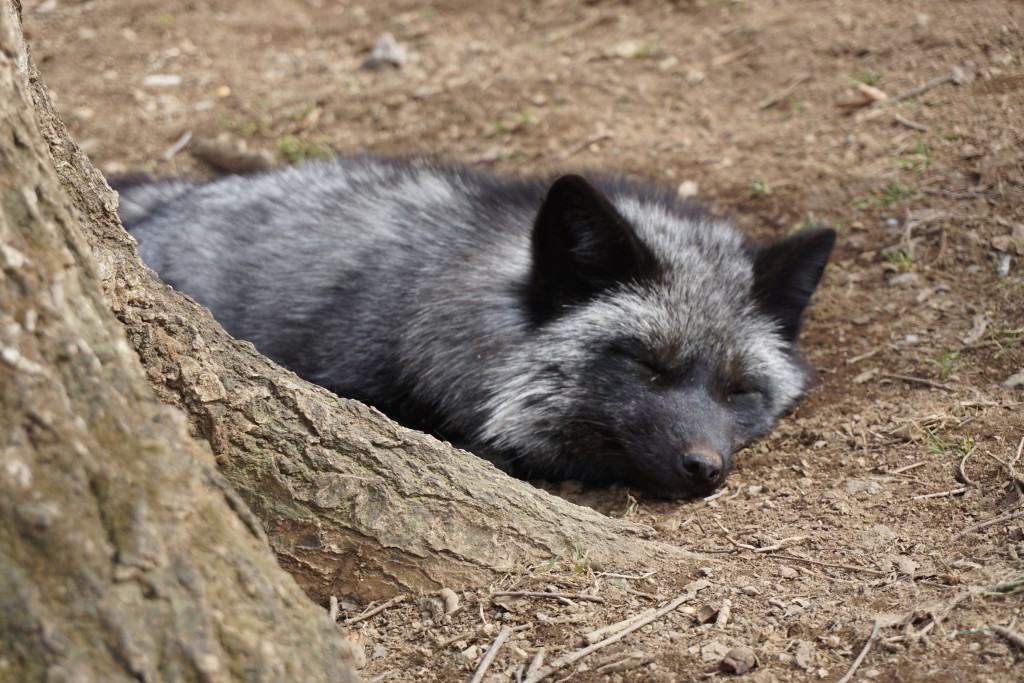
720;646;757;674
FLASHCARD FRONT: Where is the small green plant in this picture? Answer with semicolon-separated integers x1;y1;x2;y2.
790;214;819;235
777;97;804;122
543;551;563;573
893;137;933;171
628;41;664;59
277;133;332;163
884;249;914;271
922;349;960;380
879;182;918;205
855;183;919;209
492;108;537;134
158;13;176;27
990;329;1021;359
956;433;974;457
749;179;768;196
222;113;273;138
622;494;639;518
572;535;589;576
924;428;954;455
985;574;1024;596
849;67;885;87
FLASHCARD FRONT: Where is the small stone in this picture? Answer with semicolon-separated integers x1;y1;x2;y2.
459;644;479;663
701;641;731;663
696;604;718;625
845;480;883;495
141;73;182;87
720;646;757;674
887;272;920;288
609;40;640;59
363;32;407;69
1003;369;1024;389
677;180;699;198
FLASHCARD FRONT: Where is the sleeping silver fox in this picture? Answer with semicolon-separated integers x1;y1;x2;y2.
116;157;834;499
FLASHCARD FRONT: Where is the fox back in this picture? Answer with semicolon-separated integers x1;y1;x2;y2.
117;157;834;499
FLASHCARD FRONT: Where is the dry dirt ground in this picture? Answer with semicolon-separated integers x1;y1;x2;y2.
24;0;1024;680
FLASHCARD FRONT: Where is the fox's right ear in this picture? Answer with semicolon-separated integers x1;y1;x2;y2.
752;227;836;341
528;175;657;317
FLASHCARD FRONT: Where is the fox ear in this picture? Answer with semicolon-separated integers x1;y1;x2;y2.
529;175;657;316
752;227;836;341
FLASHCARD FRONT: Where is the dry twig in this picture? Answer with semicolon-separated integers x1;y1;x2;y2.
343;594;407;626
584;608;657;645
523;587;705;683
836;621;881;683
870;62;974;107
772;555;885;576
525;647;545;680
469;625;512;683
491;591;605;604
894;113;928;131
757;73;811;109
949;506;1024;542
958;447;976;486
881;372;955;392
890;461;926;475
989;625;1024;650
914;487;968;500
328;595;340;622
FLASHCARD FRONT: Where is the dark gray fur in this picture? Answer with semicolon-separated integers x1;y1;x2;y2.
117;157;834;499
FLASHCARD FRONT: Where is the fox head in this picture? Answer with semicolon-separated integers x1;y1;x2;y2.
482;175;835;499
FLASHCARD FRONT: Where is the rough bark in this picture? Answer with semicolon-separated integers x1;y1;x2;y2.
0;2;359;680
19;0;693;612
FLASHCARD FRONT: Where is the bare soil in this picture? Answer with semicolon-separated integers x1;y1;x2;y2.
24;0;1024;680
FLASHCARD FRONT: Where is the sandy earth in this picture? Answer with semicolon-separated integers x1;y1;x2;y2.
23;0;1024;680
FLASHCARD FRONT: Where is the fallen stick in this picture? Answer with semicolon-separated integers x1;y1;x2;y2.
343;594;407;626
160;129;193;161
328;595;340;622
894;113;928;131
914;487;968;500
871;62;974;108
523;586;705;683
583;608;657;645
958;447;976;486
949;506;1024;542
989;625;1024;650
469;625;512;683
491;591;604;604
772;555;885;576
889;461;926;475
525;647;545;680
836;621;881;683
880;373;955;392
437;630;476;648
757;73;811;110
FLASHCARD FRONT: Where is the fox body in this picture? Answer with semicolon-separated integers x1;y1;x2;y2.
117;157;834;499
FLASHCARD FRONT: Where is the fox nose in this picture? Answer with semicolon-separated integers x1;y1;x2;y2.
679;447;725;488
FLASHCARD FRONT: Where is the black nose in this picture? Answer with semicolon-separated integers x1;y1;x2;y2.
679;448;724;487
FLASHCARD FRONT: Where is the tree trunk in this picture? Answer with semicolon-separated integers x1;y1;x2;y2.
8;0;690;647
0;3;360;681
18;4;692;606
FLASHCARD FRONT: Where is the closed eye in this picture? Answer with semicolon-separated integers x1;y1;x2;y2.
727;383;764;403
609;347;664;380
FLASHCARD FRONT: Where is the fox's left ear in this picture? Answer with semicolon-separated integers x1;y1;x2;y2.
752;227;836;341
